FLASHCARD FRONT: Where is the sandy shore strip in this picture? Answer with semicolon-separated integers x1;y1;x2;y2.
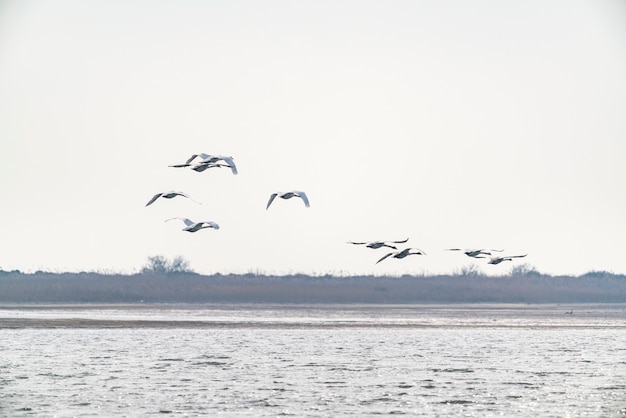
2;303;626;329
2;317;626;330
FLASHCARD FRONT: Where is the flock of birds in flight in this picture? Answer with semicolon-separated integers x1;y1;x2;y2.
347;239;527;266
145;153;310;217
145;152;527;267
145;152;310;229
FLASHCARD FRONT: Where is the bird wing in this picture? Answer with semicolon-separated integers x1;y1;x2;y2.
197;153;215;163
347;241;367;245
185;154;200;164
220;156;238;175
510;254;527;259
186;153;214;164
396;248;411;257
145;193;163;206
465;250;488;257
376;252;395;264
372;242;397;249
191;163;212;172
203;221;220;230
266;193;278;210
390;238;409;244
296;191;310;207
165;217;194;226
177;192;201;204
169;163;190;168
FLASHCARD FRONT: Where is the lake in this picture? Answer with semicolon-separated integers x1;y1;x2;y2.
1;304;625;417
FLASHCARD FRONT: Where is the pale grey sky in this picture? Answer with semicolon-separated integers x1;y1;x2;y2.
1;0;625;276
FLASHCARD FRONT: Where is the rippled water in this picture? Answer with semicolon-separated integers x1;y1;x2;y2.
1;304;626;417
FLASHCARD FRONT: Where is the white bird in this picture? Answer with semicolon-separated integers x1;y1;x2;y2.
376;248;426;264
169;161;233;173
165;217;219;232
266;191;310;210
446;248;503;258
348;238;409;250
171;153;238;175
145;191;200;207
484;254;527;265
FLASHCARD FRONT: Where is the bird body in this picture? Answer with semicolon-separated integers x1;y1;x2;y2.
348;238;409;250
190;162;232;173
376;248;426;264
165;217;219;232
145;191;200;206
266;191;310;209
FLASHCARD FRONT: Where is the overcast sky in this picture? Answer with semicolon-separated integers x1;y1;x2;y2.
1;0;625;276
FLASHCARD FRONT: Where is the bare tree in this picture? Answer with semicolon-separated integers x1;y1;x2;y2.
509;263;541;277
456;264;483;277
141;255;193;275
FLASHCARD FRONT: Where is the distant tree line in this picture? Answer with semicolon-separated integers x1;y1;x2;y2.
1;259;626;304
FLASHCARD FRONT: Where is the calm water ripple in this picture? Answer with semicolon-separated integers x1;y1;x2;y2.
1;304;625;417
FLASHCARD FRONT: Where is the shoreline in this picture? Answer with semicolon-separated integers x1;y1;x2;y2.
3;317;626;330
2;303;626;330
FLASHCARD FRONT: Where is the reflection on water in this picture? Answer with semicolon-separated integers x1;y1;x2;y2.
1;304;625;417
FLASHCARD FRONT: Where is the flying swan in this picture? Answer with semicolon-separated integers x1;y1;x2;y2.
170;153;238;175
347;238;409;250
446;248;503;258
145;191;201;207
376;248;426;264
169;161;234;173
484;254;527;265
165;217;220;232
266;191;310;210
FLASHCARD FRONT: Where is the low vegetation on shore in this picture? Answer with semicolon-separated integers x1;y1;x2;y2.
2;256;625;304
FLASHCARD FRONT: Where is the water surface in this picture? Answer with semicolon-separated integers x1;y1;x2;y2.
1;304;625;417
